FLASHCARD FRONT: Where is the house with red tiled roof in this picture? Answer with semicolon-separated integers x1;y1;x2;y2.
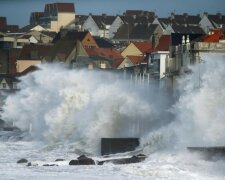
45;30;98;65
121;41;153;58
155;35;171;51
117;55;145;69
201;28;225;42
29;3;75;32
77;47;123;69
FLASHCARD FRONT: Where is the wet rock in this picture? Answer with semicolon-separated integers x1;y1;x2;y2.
112;155;146;164
97;161;105;165
77;155;87;160
27;162;32;166
78;157;95;165
55;159;65;162
17;158;28;163
69;160;79;165
97;154;147;165
77;155;95;165
69;155;95;165
43;164;58;166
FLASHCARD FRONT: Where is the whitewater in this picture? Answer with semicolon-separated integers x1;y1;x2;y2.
0;53;225;179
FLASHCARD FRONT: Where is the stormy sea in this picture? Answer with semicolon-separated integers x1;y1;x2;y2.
0;53;225;179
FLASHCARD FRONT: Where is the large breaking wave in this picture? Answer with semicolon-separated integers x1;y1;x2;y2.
1;53;225;155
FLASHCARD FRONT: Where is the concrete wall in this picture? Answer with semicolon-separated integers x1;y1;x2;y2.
58;13;75;30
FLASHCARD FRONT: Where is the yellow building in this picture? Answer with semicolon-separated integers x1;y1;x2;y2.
121;41;153;58
30;3;76;32
16;44;52;73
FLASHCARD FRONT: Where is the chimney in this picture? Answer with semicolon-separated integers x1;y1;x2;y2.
217;12;222;19
102;13;107;18
183;13;188;18
171;12;175;19
203;12;208;17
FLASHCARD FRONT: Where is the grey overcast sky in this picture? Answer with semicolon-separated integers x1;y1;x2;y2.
0;0;225;27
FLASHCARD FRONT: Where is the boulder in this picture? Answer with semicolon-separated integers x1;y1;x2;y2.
17;158;28;164
55;159;65;162
97;161;105;165
69;160;79;165
77;155;87;160
97;154;146;165
43;164;58;166
78;157;95;165
69;155;95;165
27;162;32;166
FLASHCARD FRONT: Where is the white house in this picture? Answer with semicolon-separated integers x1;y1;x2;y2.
82;15;116;38
152;18;171;34
109;16;124;39
200;13;225;33
82;16;100;37
108;16;135;39
149;51;169;80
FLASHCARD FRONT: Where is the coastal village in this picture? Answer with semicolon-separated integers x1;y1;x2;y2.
0;2;225;104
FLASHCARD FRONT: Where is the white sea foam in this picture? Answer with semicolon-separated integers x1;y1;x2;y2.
2;64;162;154
0;53;225;179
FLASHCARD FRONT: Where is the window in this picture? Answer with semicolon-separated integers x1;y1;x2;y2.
13;82;17;89
2;83;6;89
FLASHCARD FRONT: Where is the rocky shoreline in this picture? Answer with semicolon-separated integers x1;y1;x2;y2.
17;154;147;167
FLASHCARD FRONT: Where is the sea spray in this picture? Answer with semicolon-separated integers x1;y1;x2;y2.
140;53;225;153
2;64;163;154
173;53;225;147
2;53;225;155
